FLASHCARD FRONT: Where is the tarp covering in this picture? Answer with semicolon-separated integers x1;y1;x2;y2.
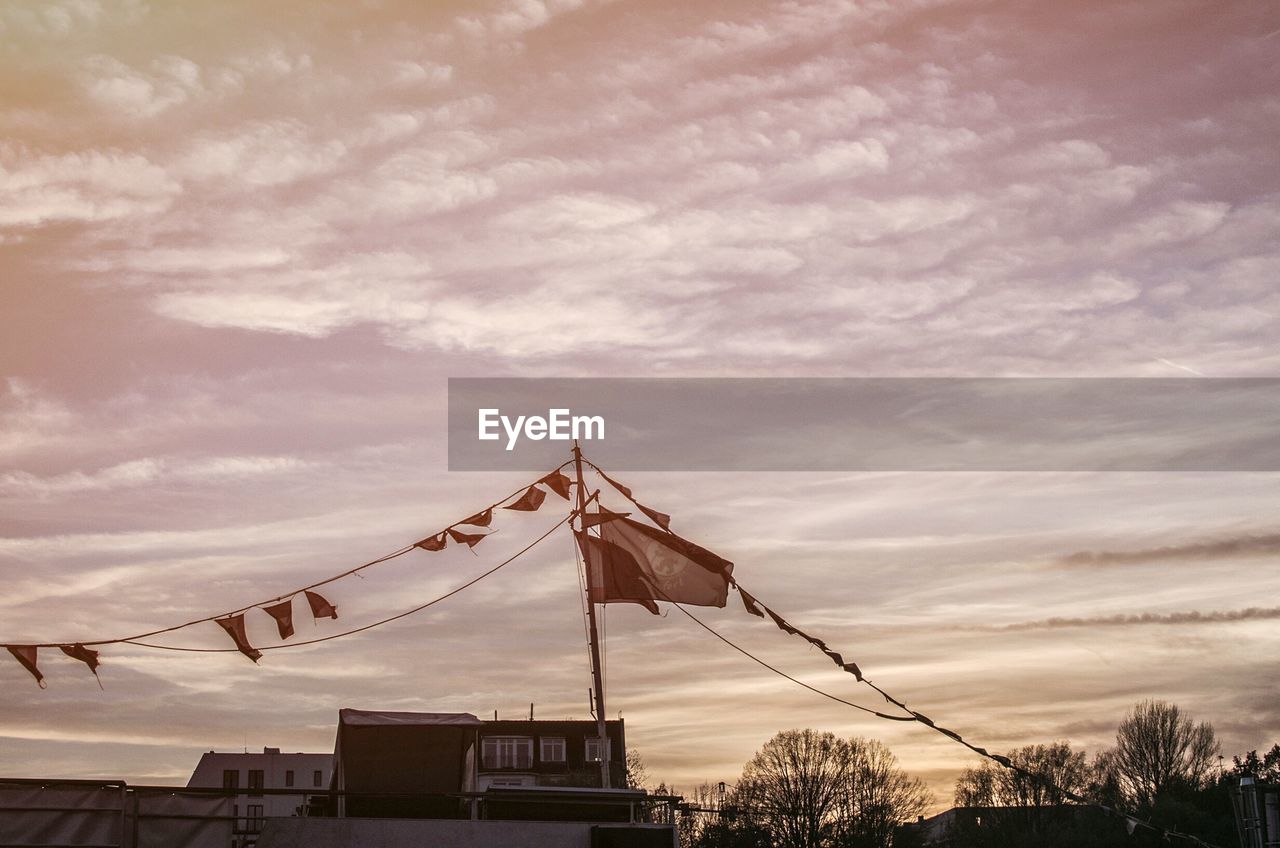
132;790;233;848
0;783;123;847
0;783;231;848
338;708;482;727
334;709;479;819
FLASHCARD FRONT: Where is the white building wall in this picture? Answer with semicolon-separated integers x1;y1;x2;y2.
187;750;334;824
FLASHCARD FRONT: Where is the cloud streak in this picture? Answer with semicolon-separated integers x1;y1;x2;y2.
1059;533;1280;566
991;606;1280;632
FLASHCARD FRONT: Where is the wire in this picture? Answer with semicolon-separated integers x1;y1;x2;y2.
666;600;916;721
122;511;574;653
16;462;573;649
580;457;1226;848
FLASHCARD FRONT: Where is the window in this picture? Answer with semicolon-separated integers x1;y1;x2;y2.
313;770;323;787
585;737;606;763
247;769;264;796
482;736;533;769
222;769;240;790
540;737;566;763
246;804;263;832
284;770;294;787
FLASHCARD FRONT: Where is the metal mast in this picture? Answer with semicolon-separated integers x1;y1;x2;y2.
573;442;611;789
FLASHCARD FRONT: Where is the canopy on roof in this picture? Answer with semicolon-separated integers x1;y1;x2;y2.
338;708;482;727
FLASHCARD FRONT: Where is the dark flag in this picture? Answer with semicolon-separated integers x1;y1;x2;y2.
579;536;660;615
216;615;262;663
7;645;45;688
540;471;572;500
504;486;547;512
460;508;493;527
305;590;338;620
263;600;295;639
60;644;102;688
635;503;672;532
582;517;733;609
447;527;486;548
415;532;448;551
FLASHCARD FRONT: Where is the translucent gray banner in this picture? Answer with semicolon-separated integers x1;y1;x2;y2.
447;378;1280;471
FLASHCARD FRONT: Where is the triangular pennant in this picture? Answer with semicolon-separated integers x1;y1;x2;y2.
460;508;493;527
504;485;546;512
636;503;671;531
415;532;448;552
1126;817;1139;835
598;471;633;500
59;643;100;674
803;633;829;652
215;615;262;663
841;660;864;681
447;527;486;548
821;647;844;666
766;608;801;636
59;644;103;689
738;587;766;618
304;590;338;620
263;600;295;639
540;471;572;500
6;645;46;688
580;508;630;529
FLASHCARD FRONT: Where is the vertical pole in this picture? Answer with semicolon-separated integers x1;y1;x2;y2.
573;442;611;789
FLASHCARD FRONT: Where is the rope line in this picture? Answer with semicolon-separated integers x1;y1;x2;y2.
14;462;572;649
591;464;1226;848
668;601;917;721
122;511;575;653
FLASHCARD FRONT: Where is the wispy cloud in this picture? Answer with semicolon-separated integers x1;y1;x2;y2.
992;606;1280;631
2;0;1279;800
1059;533;1280;566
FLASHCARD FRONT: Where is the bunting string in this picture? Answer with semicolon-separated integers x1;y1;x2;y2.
122;508;579;653
717;584;1224;847
2;462;575;682
590;466;1225;848
0;453;1234;848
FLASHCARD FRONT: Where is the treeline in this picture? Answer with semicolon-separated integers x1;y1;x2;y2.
639;699;1274;848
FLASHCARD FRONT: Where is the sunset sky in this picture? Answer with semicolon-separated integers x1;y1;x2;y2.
2;0;1279;808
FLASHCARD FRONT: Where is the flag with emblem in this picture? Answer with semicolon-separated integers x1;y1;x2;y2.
580;517;732;610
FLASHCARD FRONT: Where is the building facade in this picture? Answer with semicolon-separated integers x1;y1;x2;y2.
478;719;627;790
187;747;333;845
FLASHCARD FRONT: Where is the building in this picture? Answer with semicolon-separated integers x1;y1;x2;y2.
901;804;1117;845
177;709;673;847
478;718;627;791
187;747;333;845
330;709;628;813
1233;778;1280;848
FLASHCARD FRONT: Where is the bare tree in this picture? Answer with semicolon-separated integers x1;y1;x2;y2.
831;737;931;848
625;748;650;790
1103;700;1219;809
954;742;1088;809
736;729;851;848
735;730;929;848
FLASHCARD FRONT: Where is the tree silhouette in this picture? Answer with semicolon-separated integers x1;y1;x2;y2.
954;742;1088;808
733;730;928;848
1101;700;1219;810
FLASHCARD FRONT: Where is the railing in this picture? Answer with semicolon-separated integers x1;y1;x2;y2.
0;778;683;848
